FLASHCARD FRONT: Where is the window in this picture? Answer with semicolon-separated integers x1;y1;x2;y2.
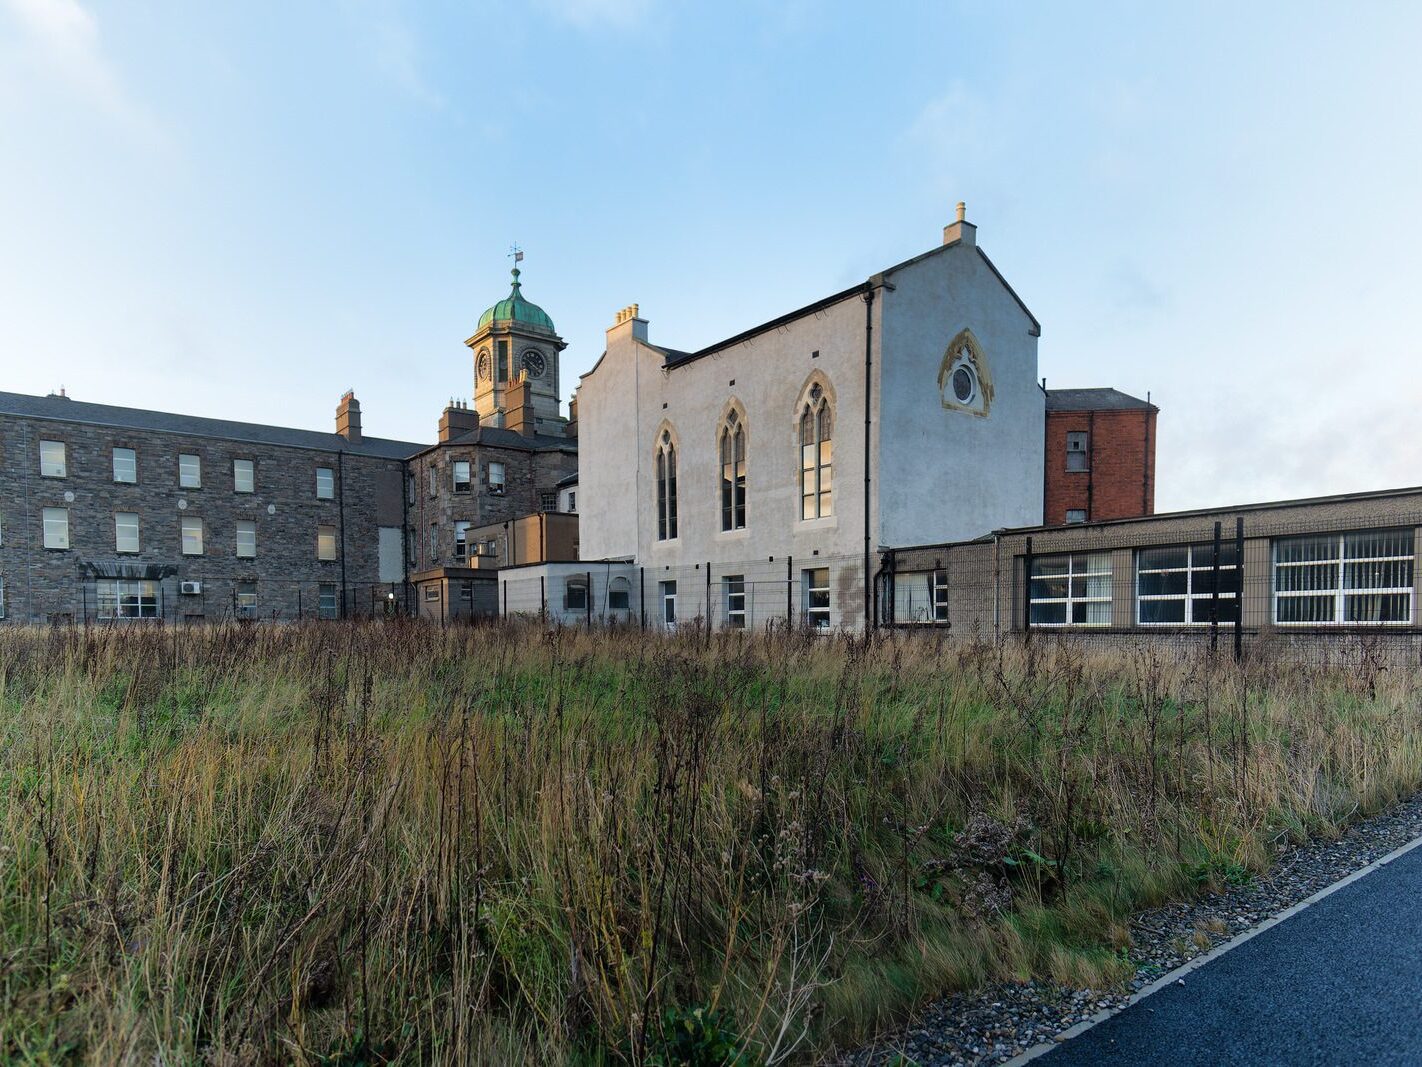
1274;530;1415;625
1065;509;1088;524
488;462;505;495
1029;553;1112;626
720;411;746;531
951;364;978;404
497;339;509;383
892;571;949;624
1137;543;1240;625
724;575;746;629
0;578;4;619
427;465;437;497
113;447;137;483
236;520;257;559
660;580;677;626
179;453;201;488
540;490;557;512
407;473;416;505
800;386;832;520
235;582;258;620
427;524;438;562
115;512;140;554
1066;432;1089;472
181;516;204;555
803;568;831;629
317;524;338;561
318;583;339;619
454;520;471;560
233;459;254;493
40;439;66;478
453;461;471;493
96;580;158;620
316;467;335;499
564;575;589;612
608;576;631;611
655;431;678;540
424;585;441;602
42;507;69;549
567;491;576;513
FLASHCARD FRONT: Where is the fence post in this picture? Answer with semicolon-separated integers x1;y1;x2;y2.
639;566;646;630
1234;517;1245;662
1023;536;1033;640
1211;520;1222;654
705;561;712;638
786;555;793;628
540;575;547;623
502;576;508;618
586;571;593;627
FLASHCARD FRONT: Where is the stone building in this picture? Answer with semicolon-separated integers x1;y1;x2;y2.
0;269;578;623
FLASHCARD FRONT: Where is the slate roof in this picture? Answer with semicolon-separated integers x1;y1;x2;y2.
415;424;578;455
555;471;578;488
0;390;429;460
1044;388;1155;412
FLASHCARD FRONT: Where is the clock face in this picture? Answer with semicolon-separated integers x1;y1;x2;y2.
521;350;547;378
476;350;491;381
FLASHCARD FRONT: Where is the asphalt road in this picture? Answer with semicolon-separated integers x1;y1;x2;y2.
1037;839;1422;1066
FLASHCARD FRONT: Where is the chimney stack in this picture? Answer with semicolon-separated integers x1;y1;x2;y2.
606;303;649;344
942;201;977;248
565;392;578;439
503;376;538;437
336;390;362;444
438;398;479;442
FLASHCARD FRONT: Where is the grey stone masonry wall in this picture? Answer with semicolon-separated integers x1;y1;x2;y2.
408;438;577;571
0;412;410;622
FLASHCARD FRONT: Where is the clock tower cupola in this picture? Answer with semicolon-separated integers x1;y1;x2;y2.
465;259;567;435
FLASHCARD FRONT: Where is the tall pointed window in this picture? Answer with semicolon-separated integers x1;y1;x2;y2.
800;385;832;520
719;410;746;531
656;430;678;540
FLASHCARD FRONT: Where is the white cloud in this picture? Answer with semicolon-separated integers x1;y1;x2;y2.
0;0;163;141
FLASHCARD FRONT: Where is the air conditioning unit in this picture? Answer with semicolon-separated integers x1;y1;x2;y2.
180;580;202;595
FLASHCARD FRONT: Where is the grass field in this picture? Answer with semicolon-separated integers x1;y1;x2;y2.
1;622;1419;1065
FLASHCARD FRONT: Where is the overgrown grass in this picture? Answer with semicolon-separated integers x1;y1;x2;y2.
1;622;1418;1064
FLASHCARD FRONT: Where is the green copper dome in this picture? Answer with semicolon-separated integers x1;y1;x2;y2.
476;268;555;333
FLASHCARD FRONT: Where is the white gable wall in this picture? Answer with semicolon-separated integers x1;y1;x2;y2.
877;243;1044;547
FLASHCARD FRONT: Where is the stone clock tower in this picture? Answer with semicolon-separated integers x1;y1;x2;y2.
465;265;568;435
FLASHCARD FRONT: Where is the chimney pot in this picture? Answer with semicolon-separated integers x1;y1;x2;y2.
956;201;966;222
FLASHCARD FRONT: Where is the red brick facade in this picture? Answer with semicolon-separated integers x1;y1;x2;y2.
1043;404;1157;525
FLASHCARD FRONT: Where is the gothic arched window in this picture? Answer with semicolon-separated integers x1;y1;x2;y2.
719;410;746;531
656;430;678;540
800;385;832;520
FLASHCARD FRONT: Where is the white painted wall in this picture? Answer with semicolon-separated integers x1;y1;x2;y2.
877;240;1044;546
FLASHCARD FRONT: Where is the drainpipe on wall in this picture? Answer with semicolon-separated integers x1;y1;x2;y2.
862;284;876;630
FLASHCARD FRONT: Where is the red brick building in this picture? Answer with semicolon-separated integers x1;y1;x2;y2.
1043;388;1157;525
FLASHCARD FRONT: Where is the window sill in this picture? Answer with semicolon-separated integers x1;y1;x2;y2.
795;516;838;532
714;528;749;541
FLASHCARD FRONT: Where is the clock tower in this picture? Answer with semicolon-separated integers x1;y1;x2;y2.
465;264;568;435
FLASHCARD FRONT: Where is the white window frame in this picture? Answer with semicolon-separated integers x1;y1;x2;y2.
1273;529;1415;626
453;520;471;560
96;579;158;620
115;512;140;554
720;413;746;532
42;507;69;550
564;575;589;612
608;576;631;611
318;583;339;619
1136;543;1241;626
181;516;204;556
799;391;833;521
1029;552;1112;627
317;524;338;562
656;431;678;541
112;447;137;483
40;439;66;478
660;580;677;626
179;453;202;488
723;574;747;629
803;567;831;629
236;520;257;559
1065;431;1089;472
452;460;472;494
316;466;335;500
233;458;255;494
1065;509;1087;524
235;582;258;620
488;461;506;496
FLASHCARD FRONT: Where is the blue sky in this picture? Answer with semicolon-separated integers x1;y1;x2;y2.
2;0;1419;511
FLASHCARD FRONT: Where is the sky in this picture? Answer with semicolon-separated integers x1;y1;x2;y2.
1;0;1420;513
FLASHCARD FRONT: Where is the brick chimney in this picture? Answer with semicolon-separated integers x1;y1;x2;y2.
438;399;479;442
942;201;977;248
336;390;362;444
503;375;538;437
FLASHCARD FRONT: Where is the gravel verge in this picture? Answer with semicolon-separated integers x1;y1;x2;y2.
835;792;1422;1067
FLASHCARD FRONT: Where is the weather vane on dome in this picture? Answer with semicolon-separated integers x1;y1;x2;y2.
508;243;523;268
